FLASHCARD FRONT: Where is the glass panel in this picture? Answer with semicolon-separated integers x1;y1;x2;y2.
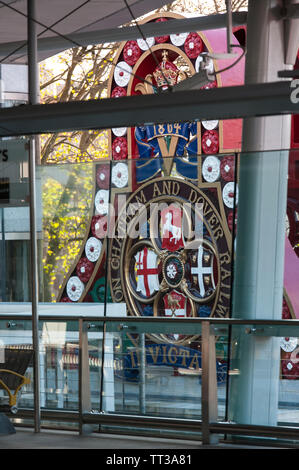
100;320;229;421
278;250;299;432
0;318;105;413
284;149;299;324
214;324;230;420
103;321;204;418
86;321;104;411
0;137;30;303
37;162;95;303
39;319;80;411
227;321;299;429
0;318;33;409
0;63;28;110
0;126;297;441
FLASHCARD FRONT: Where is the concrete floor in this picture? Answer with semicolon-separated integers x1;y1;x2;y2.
0;427;287;449
0;428;201;449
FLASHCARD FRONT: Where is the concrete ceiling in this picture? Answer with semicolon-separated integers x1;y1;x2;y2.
0;0;168;62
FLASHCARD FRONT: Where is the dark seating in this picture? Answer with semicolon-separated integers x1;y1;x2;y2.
0;347;33;414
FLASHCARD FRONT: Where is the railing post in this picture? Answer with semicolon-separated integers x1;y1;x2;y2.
201;320;218;445
78;319;92;435
27;0;40;434
139;333;146;414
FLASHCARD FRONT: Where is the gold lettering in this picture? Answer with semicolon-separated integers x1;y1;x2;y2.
218;288;231;305
111;277;123;301
189;353;200;370
114;289;124;302
111;245;121;257
162;181;172;195
162;345;168;364
202;203;213;219
207;213;218;227
134;190;146;205
219;251;231;265
172;181;180;196
153;183;162;198
158;124;165;135
111;257;120;270
180;349;190;367
111;277;121;290
167;124;173;133
128;351;138;368
188;189;198;204
215;304;229;317
174;123;181;134
147;346;160;364
213;226;224;240
168;346;178;364
221;268;231;282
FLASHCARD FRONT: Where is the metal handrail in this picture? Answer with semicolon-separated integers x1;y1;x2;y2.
0;312;299;325
2;312;299;444
7;408;299;443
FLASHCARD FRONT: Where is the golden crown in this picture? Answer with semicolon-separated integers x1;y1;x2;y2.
153;50;179;89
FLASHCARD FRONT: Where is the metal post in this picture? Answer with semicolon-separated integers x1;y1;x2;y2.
28;0;39;106
27;0;40;433
201;321;218;445
79;319;92;435
139;333;146;414
28;136;40;432
0;207;6;301
225;0;233;54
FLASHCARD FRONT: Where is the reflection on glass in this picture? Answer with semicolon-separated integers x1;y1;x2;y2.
38;163;94;302
0;137;30;302
101;325;229;420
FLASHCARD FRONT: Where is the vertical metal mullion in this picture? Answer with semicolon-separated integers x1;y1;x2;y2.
139;333;146;414
224;151;239;424
0;207;6;301
225;0;233;54
28;0;40;434
99;160;112;416
78;318;83;434
201;320;218;445
79;318;92;435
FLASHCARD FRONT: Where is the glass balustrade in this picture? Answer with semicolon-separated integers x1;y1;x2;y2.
0;139;298;445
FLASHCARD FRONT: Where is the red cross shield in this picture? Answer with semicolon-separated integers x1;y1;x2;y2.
135;247;160;297
161;204;184;252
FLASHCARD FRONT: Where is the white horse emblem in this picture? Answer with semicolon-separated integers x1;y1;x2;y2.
162;211;182;243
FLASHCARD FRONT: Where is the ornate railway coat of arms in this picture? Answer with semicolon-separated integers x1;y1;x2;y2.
58;12;243;346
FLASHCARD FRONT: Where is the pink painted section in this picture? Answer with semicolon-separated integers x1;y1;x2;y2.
202;30;299;319
284;237;299;318
202;28;245;151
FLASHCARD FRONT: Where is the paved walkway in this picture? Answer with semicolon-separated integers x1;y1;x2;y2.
0;428;200;449
0;427;285;450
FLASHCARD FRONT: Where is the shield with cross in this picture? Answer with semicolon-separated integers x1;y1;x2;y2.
134;246;160;298
191;244;215;298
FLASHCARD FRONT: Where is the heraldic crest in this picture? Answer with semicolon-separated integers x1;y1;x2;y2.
57;12;238;345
